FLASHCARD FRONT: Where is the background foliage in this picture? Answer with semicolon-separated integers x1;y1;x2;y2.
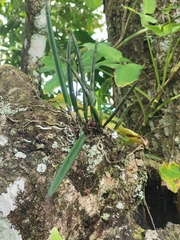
0;0;102;66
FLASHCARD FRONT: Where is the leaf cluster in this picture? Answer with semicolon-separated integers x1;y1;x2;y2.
45;0;147;197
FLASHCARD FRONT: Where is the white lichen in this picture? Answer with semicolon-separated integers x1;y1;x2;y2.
0;178;25;217
28;34;46;61
133;184;144;199
0;216;22;240
37;163;47;173
145;230;160;240
34;9;47;29
86;144;103;172
61;147;70;152
15;152;26;159
159;38;170;52
116;201;124;210
0;135;8;146
0;102;21;116
111;132;118;139
101;213;110;220
42;156;49;163
52;141;58;149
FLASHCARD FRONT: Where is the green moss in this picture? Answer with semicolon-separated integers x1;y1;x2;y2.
133;227;144;240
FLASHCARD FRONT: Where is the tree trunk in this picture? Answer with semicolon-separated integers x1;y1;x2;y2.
0;65;180;239
1;0;180;239
103;0;180;237
21;0;47;92
103;0;180;159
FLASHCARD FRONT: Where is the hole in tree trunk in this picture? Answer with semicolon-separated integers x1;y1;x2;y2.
135;166;180;229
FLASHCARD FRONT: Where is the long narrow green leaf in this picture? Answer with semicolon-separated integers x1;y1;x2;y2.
70;30;88;89
89;41;98;97
70;30;90;121
67;61;100;124
45;0;71;107
103;81;138;128
66;35;82;121
48;131;86;197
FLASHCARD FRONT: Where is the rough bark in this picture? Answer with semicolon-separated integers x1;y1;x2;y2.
103;0;180;159
21;0;47;92
0;1;180;239
103;0;180;238
0;65;180;239
0;64;146;239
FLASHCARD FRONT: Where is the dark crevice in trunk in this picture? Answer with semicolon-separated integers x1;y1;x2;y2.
135;166;180;229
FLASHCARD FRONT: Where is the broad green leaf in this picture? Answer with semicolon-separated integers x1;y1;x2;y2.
84;0;102;10
74;30;94;43
44;74;59;93
48;93;66;109
84;42;123;62
50;228;63;240
143;0;156;14
82;49;102;72
40;56;56;72
96;78;111;104
114;64;143;87
146;23;180;36
140;14;157;27
160;161;180;193
40;56;67;93
97;58;131;67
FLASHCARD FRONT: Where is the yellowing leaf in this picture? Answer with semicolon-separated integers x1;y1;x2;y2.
160;161;180;193
103;114;149;149
48;93;83;110
116;125;149;150
48;93;67;109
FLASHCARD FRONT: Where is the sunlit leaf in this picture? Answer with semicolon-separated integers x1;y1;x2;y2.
40;56;56;72
146;23;180;36
84;42;123;62
116;125;149;149
160;161;180;193
44;74;59;93
141;14;157;27
48;93;66;109
50;227;63;240
84;0;102;10
143;0;156;14
114;64;143;87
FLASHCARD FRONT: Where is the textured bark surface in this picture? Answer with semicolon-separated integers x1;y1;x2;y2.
0;64;169;240
0;65;180;239
0;65;148;239
21;0;47;92
103;0;180;158
103;0;180;239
